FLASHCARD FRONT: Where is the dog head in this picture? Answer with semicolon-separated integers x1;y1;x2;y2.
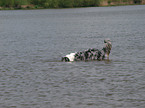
104;39;112;59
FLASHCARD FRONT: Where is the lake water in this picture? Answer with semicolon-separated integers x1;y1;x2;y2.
0;5;145;108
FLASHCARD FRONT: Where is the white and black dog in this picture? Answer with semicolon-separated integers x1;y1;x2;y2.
62;39;112;62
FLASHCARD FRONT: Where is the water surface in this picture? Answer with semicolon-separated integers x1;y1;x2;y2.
0;5;145;108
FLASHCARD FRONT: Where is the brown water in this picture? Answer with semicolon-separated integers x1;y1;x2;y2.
0;5;145;108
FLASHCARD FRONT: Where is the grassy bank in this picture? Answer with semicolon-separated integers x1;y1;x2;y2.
0;0;144;10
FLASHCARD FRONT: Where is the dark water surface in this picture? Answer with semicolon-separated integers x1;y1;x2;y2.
0;5;145;108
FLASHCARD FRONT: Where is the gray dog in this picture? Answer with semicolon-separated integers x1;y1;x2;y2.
62;39;112;62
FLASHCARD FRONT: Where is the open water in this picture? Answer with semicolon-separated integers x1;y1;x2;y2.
0;5;145;108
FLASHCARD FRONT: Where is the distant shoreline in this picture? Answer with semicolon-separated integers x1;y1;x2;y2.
0;0;145;10
0;4;145;10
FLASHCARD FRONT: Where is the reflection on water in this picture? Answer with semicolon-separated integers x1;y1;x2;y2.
0;5;145;108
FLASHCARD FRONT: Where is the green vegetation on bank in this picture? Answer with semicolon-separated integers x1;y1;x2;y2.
0;0;28;7
0;0;144;9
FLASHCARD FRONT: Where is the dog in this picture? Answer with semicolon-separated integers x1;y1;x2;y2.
62;39;112;62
